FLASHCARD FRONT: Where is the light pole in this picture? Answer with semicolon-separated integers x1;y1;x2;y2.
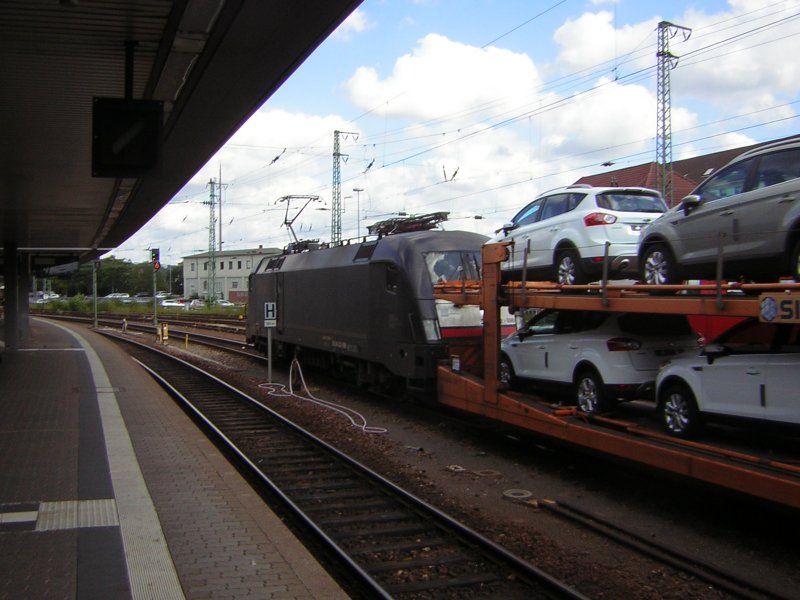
353;187;364;238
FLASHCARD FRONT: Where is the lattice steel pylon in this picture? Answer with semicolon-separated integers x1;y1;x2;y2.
656;20;691;207
204;178;217;302
331;130;358;246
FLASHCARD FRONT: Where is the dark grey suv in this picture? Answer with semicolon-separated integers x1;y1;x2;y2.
638;138;800;284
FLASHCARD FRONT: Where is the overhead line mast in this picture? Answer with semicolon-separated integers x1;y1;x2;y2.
656;21;691;207
205;178;217;304
332;130;358;246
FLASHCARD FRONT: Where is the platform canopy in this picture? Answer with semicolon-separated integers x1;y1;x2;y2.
0;0;360;271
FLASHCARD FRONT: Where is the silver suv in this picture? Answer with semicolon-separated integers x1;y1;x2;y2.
639;138;800;284
487;185;665;284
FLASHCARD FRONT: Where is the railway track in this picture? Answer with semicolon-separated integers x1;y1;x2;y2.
82;319;798;597
100;330;587;599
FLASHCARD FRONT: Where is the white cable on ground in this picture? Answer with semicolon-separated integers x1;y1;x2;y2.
258;358;387;435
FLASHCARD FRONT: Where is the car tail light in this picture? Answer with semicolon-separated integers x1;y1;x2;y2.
606;337;641;351
584;212;617;226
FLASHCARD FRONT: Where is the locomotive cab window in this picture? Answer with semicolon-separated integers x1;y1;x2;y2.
426;251;480;284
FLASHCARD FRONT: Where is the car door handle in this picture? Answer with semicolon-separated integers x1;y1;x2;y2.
537;345;546;349
778;195;796;203
746;368;761;375
568;344;578;349
719;210;734;216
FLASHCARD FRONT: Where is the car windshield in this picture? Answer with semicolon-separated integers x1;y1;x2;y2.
595;192;666;213
525;310;608;334
714;320;800;353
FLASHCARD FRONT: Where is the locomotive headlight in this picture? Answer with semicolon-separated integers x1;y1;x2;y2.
423;319;441;342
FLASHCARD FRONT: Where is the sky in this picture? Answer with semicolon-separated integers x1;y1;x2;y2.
112;0;800;266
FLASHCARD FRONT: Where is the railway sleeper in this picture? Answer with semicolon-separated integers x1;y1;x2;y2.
347;536;449;556
317;510;414;527
330;522;433;539
367;553;481;573
302;498;394;514
384;571;502;595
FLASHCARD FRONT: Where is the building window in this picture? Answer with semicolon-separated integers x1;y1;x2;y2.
202;280;207;290
246;260;251;269
191;263;195;272
220;261;224;270
237;260;242;269
229;261;233;270
203;262;208;271
231;281;239;289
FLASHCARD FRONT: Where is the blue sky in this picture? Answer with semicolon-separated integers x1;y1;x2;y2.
114;0;800;265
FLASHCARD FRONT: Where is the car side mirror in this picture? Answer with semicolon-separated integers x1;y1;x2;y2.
703;343;727;365
681;194;701;216
498;222;517;235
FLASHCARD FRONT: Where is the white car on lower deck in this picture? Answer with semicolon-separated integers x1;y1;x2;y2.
655;318;800;438
499;309;700;413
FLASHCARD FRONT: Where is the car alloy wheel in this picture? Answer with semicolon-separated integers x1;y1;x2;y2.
557;249;585;285
498;358;515;392
575;370;605;413
641;243;677;285
660;383;699;438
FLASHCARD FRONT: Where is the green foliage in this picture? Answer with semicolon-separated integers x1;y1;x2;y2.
42;256;183;298
66;294;91;312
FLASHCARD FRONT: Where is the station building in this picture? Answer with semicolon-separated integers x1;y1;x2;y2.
182;246;281;303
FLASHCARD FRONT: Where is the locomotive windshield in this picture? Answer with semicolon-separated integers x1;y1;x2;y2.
425;251;481;284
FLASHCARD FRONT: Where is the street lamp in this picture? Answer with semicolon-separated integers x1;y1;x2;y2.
353;187;364;238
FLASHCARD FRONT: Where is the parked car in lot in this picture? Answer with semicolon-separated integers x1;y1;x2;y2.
487;185;666;284
160;298;187;308
104;292;131;302
655;319;800;438
499;309;699;413
639;137;800;284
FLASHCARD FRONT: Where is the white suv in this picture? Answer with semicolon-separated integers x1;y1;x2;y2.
487;185;666;284
499;309;699;413
655;319;800;438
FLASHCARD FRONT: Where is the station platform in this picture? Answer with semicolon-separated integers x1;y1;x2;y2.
0;317;348;600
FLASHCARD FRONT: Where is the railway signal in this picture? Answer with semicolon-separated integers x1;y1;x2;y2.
150;248;161;271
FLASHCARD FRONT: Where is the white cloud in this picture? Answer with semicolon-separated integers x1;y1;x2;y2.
554;11;660;74
344;33;542;122
331;8;375;41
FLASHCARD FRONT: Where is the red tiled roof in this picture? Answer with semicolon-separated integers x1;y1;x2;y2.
574;135;800;206
575;163;695;206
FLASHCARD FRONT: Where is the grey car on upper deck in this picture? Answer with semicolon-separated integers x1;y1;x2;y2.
638;137;800;284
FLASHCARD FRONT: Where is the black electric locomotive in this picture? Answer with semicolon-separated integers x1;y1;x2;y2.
246;225;488;392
